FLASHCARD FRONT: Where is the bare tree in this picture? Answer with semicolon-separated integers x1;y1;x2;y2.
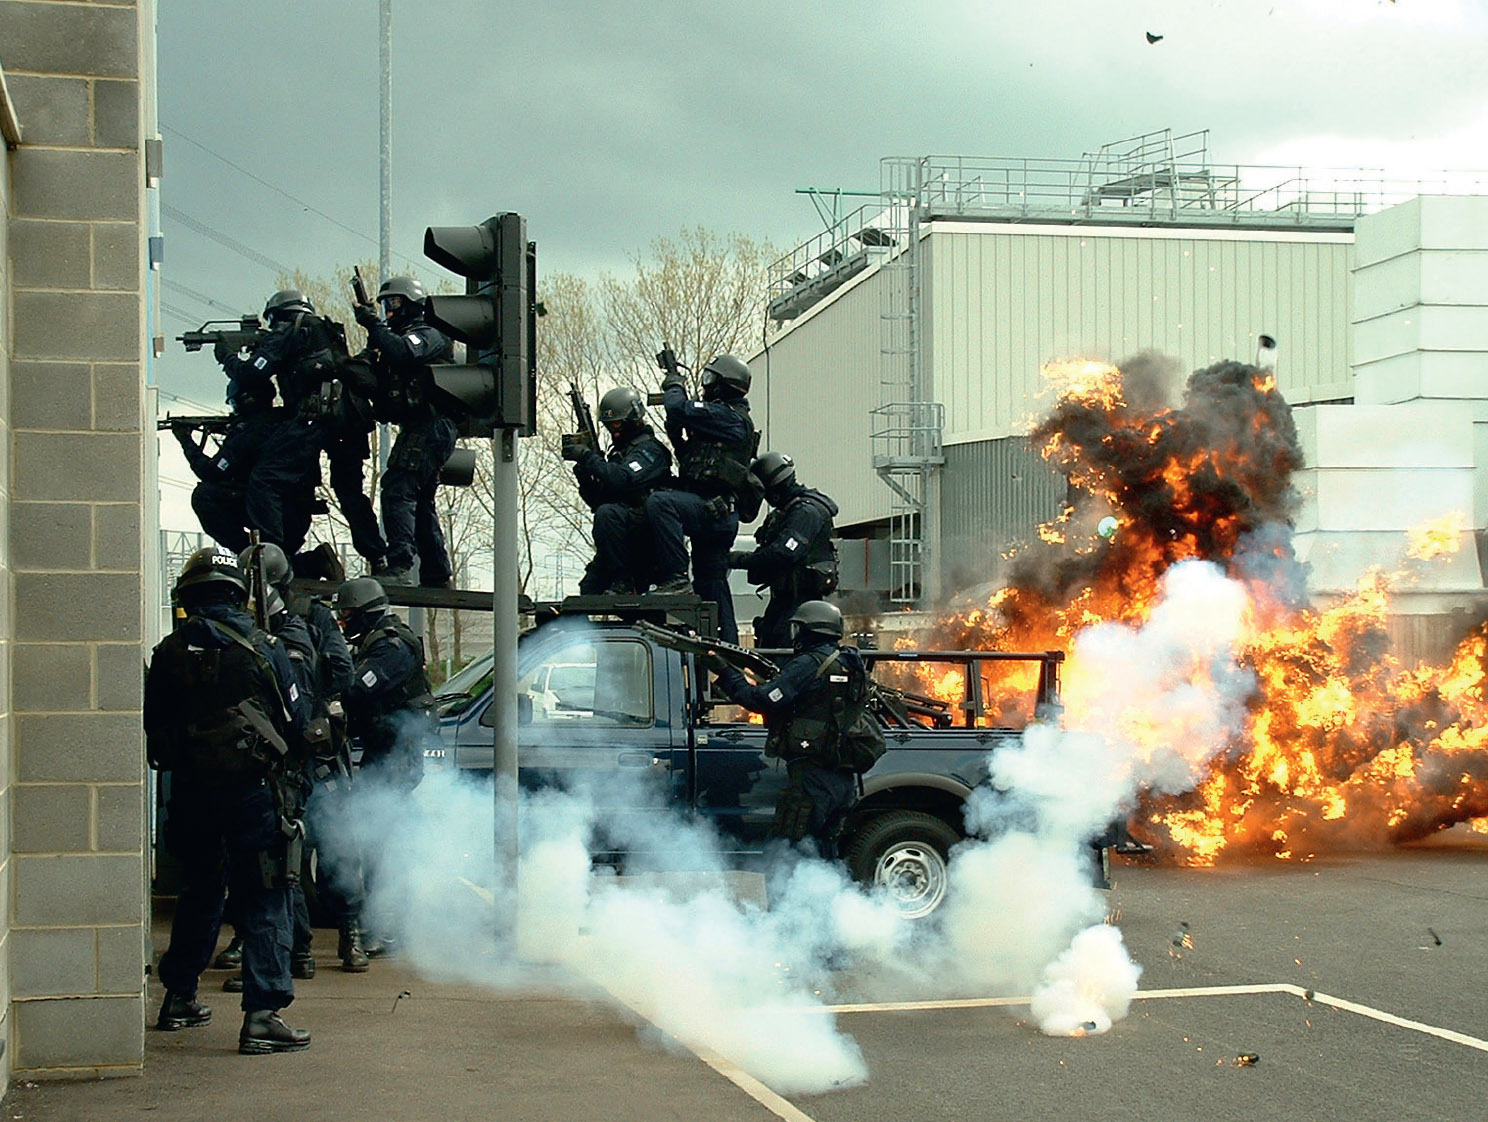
600;227;774;396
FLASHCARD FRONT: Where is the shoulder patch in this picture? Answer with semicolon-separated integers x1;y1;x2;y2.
361;669;378;687
767;687;784;702
404;333;426;354
691;401;707;410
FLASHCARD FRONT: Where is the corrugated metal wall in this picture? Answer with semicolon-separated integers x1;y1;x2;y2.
754;266;893;529
756;219;1356;538
941;437;1066;592
925;222;1355;442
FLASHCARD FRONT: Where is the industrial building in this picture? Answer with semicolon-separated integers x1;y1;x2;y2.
752;130;1488;656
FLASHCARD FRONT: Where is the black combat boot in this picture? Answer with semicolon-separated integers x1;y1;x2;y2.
212;936;243;970
338;927;370;973
157;991;211;1030
239;1010;311;1054
291;952;316;980
222;973;244;993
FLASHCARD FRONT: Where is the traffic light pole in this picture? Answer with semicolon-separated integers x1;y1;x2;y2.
420;213;536;948
491;429;521;933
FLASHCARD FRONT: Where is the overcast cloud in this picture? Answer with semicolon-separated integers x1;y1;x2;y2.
154;0;1488;430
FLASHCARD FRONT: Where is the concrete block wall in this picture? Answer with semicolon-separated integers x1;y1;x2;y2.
0;0;148;1078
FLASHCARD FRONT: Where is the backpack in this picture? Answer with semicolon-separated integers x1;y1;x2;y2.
815;650;887;774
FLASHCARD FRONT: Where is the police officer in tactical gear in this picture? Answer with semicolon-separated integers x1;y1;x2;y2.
243;543;369;972
729;452;840;649
176;370;284;554
715;600;867;857
146;547;313;1054
564;386;674;595
224;289;348;552
354;277;457;587
335;577;435;954
645;353;761;642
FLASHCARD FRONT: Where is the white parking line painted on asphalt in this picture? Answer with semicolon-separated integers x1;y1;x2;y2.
684;1042;823;1122
581;973;822;1122
821;983;1488;1054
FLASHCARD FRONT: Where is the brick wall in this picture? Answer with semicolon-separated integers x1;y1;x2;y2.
0;0;148;1078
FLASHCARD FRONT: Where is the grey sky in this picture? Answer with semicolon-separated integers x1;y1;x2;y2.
154;0;1488;412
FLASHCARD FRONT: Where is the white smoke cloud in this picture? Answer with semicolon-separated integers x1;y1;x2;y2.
310;561;1258;1082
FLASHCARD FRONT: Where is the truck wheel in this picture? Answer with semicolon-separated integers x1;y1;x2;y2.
844;810;960;920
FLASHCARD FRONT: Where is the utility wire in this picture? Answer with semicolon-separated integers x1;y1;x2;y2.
161;122;424;272
161;277;244;316
161;203;292;276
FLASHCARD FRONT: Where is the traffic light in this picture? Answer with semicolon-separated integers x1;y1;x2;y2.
422;213;537;436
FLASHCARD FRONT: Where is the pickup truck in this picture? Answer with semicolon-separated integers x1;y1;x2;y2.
424;597;1068;919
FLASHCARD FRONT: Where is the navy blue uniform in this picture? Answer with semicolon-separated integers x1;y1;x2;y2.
734;486;839;649
646;384;754;641
177;409;282;553
147;603;311;1016
574;428;673;594
223;317;343;550
344;610;433;790
718;641;864;854
365;318;457;585
292;593;363;936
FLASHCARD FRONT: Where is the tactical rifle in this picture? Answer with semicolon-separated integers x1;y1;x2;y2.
566;383;600;452
351;265;372;309
156;413;234;435
177;315;264;354
245;531;269;633
633;620;780;680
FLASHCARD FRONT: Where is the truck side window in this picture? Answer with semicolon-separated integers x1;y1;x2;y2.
518;639;653;727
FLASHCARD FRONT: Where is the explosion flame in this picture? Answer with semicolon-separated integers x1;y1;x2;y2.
928;356;1488;863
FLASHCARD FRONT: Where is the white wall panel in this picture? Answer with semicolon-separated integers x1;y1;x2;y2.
926;224;1354;442
752;268;892;529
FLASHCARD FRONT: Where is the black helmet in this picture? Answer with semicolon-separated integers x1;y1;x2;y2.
751;451;796;494
264;289;314;322
335;576;390;642
788;599;843;646
239;542;292;592
701;354;751;399
378;276;426;323
598;386;646;428
175;546;247;604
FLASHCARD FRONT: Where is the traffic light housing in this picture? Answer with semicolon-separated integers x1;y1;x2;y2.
423;213;537;437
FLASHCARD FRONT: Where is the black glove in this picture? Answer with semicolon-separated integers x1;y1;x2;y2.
213;338;235;363
703;495;732;521
353;302;380;329
170;422;196;449
727;550;752;569
561;433;593;462
660;372;687;394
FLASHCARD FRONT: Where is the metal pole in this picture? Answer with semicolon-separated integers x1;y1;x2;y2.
377;0;393;478
492;430;521;940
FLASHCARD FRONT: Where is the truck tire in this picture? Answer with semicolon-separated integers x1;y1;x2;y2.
844;810;960;920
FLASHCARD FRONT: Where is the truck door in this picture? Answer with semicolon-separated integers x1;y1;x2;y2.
483;634;679;839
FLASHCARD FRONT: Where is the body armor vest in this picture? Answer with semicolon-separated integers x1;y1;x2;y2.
147;621;289;781
758;489;838;590
763;647;865;763
680;400;759;498
360;616;435;715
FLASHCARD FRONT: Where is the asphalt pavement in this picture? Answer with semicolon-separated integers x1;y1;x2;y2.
4;833;1486;1122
